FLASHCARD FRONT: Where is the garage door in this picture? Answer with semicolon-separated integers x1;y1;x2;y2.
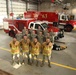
10;1;26;18
0;0;7;29
28;3;38;11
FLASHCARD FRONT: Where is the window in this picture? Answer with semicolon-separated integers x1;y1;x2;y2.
41;23;48;28
30;23;34;28
35;24;43;30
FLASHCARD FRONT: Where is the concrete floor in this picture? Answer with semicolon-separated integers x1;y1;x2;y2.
0;30;76;75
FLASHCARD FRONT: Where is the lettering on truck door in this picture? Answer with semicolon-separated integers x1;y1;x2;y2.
42;14;47;18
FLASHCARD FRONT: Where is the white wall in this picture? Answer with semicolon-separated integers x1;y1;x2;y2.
0;0;7;28
28;3;38;11
39;2;76;20
9;0;26;18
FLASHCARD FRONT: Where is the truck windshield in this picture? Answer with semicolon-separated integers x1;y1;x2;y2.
41;23;48;28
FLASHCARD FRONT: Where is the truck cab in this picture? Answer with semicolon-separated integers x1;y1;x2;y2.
59;13;76;32
28;21;64;39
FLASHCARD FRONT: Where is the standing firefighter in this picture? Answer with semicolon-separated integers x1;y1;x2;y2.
15;31;22;41
45;33;54;44
30;37;41;66
36;26;42;35
29;26;33;34
20;35;31;64
37;31;44;44
43;28;48;36
22;27;28;36
41;38;53;67
50;29;55;44
25;30;30;39
9;37;20;64
30;30;37;41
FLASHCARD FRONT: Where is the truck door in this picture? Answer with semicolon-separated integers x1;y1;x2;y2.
28;22;44;30
16;22;24;31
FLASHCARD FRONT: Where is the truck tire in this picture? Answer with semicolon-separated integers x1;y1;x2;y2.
64;25;73;32
9;30;15;38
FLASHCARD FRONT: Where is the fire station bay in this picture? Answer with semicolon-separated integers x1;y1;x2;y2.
0;0;76;75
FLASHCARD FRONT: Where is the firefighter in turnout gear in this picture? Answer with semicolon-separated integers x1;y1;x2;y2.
30;37;41;66
9;37;20;64
41;38;53;67
20;35;31;64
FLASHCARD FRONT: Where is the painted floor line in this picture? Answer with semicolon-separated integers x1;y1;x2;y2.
0;47;76;71
0;47;10;52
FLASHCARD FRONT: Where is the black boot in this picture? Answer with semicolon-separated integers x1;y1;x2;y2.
41;61;44;67
48;63;51;68
41;55;45;67
48;60;51;68
27;58;31;65
36;61;38;67
21;60;25;64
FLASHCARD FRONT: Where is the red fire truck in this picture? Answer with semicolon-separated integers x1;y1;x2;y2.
3;11;64;39
24;11;76;32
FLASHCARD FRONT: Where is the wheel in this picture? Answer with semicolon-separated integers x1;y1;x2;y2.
64;25;73;32
9;30;16;37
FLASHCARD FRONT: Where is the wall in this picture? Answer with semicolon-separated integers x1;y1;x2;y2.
9;1;38;18
0;0;7;29
38;2;76;20
28;3;38;11
9;0;26;18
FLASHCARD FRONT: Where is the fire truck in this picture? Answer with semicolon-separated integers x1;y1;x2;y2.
3;11;64;39
24;11;76;32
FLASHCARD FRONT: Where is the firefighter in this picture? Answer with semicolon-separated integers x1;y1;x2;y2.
29;26;33;34
9;37;20;64
50;29;55;44
30;30;37;41
41;38;53;67
25;30;30;39
30;37;41;66
45;33;54;44
22;27;28;36
43;28;48;36
37;31;44;44
15;31;22;41
20;35;31;64
36;26;42;35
